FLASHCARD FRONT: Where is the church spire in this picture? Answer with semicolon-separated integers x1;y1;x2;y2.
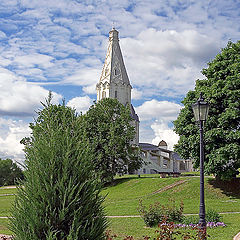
96;28;131;106
96;28;139;144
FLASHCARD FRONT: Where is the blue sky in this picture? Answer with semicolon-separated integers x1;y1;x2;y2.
0;0;240;163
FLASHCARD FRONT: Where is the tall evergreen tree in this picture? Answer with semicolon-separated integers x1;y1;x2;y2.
173;41;240;180
10;94;107;240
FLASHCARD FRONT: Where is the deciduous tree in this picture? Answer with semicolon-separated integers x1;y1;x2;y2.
174;41;240;180
0;158;23;186
80;98;142;183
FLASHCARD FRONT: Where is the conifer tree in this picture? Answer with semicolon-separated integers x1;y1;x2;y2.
10;94;107;240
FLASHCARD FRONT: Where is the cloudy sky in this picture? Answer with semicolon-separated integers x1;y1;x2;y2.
0;0;240;164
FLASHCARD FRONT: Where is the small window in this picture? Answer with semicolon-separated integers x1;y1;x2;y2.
102;91;106;98
115;90;117;98
114;68;118;75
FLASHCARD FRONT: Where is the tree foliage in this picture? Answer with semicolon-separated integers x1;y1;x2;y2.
0;158;24;186
10;94;107;240
174;41;240;179
80;98;142;183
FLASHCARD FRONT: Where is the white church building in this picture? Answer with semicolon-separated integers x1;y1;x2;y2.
96;28;193;175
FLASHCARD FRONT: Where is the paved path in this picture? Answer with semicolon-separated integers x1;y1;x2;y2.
234;232;240;240
0;234;12;239
1;211;240;219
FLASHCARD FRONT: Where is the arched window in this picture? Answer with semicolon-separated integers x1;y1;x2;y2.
115;90;117;98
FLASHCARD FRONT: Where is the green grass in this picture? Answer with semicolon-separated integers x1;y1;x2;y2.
0;195;15;217
0;218;12;235
0;187;17;195
107;213;240;239
1;175;240;238
103;175;240;216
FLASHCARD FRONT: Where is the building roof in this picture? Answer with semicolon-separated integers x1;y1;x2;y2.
98;28;131;86
139;143;161;151
172;152;182;160
130;104;139;122
158;140;167;146
139;142;172;153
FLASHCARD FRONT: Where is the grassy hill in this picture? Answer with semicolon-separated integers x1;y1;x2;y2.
1;174;240;239
102;175;240;216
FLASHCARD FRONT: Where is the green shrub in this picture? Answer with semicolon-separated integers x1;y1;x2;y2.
183;209;221;225
10;94;107;240
206;209;222;223
138;199;184;227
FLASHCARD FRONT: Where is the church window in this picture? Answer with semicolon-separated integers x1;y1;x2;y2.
102;91;106;98
115;90;117;98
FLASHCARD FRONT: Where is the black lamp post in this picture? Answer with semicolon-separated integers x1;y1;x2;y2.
192;93;209;238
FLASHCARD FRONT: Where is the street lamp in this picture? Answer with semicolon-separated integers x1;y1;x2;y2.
192;92;209;238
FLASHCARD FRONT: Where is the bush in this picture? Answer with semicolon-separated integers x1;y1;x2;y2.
206;209;222;223
10;95;107;240
182;209;222;225
138;199;184;227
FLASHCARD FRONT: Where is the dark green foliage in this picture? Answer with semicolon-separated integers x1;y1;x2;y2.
138;199;184;227
0;158;24;186
10;94;107;240
205;209;221;223
80;98;142;183
174;41;240;179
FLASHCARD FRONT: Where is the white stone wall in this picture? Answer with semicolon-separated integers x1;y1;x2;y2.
109;83;131;106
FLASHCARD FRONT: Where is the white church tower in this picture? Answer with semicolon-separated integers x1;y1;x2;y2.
96;28;139;145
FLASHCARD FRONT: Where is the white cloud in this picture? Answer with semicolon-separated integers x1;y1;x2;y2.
136;99;182;149
136;99;182;122
0;68;61;116
14;53;54;68
67;96;93;114
132;88;143;100
151;121;179;151
64;67;101;87
121;28;220;96
82;84;96;94
0;118;30;163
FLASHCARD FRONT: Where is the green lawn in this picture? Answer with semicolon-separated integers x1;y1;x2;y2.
103;175;240;216
1;175;240;239
108;213;240;240
0;218;12;235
